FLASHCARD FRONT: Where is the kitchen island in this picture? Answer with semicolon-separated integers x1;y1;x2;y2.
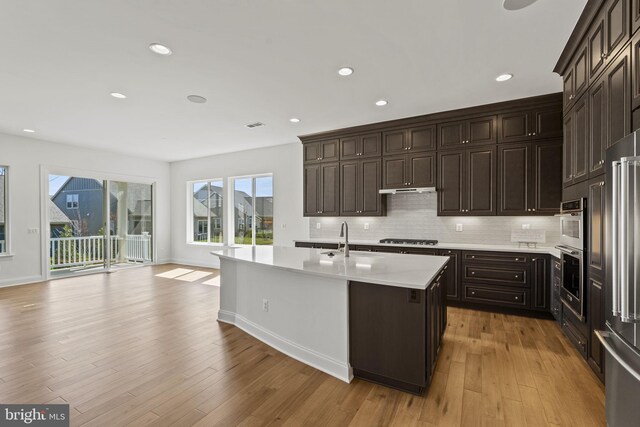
211;245;449;394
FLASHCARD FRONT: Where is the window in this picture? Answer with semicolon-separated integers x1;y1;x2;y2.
234;174;273;245
191;180;223;244
66;194;79;209
0;166;7;254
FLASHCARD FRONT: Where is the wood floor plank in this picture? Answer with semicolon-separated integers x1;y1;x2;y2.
0;265;606;427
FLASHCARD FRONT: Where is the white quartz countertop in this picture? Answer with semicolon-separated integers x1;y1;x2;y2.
293;239;561;259
211;246;449;290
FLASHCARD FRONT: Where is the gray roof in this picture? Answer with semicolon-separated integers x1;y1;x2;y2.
49;200;71;224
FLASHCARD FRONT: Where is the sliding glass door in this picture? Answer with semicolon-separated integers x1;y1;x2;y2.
48;175;154;276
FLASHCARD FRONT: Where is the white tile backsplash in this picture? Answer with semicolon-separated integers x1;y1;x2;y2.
309;193;560;246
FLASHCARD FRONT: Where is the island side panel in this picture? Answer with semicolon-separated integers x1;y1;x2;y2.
219;260;351;382
217;258;238;323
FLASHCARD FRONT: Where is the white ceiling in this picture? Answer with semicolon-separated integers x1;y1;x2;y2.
0;0;586;162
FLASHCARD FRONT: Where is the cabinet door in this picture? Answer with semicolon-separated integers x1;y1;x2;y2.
588;277;605;378
605;0;629;62
466;147;496;215
438;120;465;149
633;31;640;111
574;42;590;98
408;125;436;151
339;136;359;160
531;256;549;312
563;112;574;186
532;106;563;140
589;13;607;82
573;94;589;183
320;162;340;216
340;161;358;215
498;144;530;215
439;249;460;301
606;46;631;148
533;141;563;214
564;68;575;108
437;150;464;215
303;164;320;215
408;152;435;187
589;76;607;175
634;0;640;34
498;112;530;143
589;180;606;277
319;139;339;162
360;133;382;158
303;142;321;163
382;130;407;155
382;156;407;189
468;116;496;145
361;159;383;215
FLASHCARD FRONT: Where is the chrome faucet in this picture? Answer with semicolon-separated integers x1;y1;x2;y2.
339;221;350;257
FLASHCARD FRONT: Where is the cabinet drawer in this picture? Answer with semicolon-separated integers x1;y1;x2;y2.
463;251;529;264
463;285;529;308
561;317;587;357
463;265;528;287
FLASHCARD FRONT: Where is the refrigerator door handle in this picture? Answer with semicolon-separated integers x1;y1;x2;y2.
596;330;640;382
612;161;620;316
621;159;630;321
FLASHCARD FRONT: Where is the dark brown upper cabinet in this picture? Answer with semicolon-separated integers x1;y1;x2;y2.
382;125;436;156
533;141;563;214
588;0;629;84
589;178;606;278
606;46;631;149
633;0;640;34
564;41;589;109
303;139;339;163
437;116;496;149
589;75;607;176
382;152;435;189
339;133;381;160
303;162;339;216
438;147;496;216
563;93;589;187
632;30;640;110
340;159;384;216
498;106;562;143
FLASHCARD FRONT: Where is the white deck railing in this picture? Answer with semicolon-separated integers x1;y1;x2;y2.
50;234;152;269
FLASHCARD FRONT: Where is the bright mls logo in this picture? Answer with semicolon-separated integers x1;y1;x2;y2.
1;404;69;426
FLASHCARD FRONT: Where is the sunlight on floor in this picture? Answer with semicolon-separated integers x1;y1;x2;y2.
155;268;194;278
175;270;213;282
202;276;220;286
155;267;219;284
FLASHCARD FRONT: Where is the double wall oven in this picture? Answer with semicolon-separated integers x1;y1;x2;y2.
556;198;587;321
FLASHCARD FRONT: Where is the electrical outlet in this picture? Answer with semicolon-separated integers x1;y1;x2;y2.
262;299;269;312
28;228;39;234
316;222;321;229
522;223;531;230
281;223;286;229
364;223;369;230
456;224;463;232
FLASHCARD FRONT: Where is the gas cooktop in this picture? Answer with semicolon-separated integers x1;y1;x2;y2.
379;238;439;246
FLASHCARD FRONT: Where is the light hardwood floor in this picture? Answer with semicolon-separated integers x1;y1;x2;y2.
0;264;605;426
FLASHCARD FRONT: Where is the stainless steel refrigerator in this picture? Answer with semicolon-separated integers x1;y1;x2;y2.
600;130;640;427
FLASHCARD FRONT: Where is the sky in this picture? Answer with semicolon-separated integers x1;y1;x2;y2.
49;175;69;196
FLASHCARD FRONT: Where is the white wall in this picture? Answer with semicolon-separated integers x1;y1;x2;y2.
170;143;309;268
0;132;171;287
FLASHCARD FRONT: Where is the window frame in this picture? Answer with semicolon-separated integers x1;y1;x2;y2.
0;165;9;256
188;179;224;245
66;194;79;209
231;173;273;246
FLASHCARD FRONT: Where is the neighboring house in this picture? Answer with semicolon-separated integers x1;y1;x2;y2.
49;200;72;237
193;184;223;241
51;177;152;236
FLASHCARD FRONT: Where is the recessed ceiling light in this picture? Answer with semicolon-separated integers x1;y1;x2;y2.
110;92;127;99
187;95;207;103
149;43;173;56
23;129;35;133
495;73;513;82
338;67;354;76
289;118;301;123
375;99;388;106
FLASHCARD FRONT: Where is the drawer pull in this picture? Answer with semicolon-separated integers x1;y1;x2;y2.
471;256;475;259
471;272;475;275
514;296;519;300
515;258;519;261
515;275;519;279
471;291;476;295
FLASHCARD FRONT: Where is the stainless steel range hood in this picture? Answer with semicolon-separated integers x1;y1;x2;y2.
378;187;436;195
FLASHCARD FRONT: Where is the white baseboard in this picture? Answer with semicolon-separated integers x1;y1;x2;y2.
217;310;352;383
169;258;219;269
0;275;44;288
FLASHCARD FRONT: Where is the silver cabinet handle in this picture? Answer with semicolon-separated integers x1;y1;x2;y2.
515;296;519;300
471;271;475;275
471;291;476;295
515;275;519;279
532;132;536;136
515;258;519;261
595;330;640;382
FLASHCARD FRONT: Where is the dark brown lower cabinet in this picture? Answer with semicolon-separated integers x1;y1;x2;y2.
531;256;549;312
550;257;562;322
349;271;446;395
588;276;605;380
439;249;460;301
